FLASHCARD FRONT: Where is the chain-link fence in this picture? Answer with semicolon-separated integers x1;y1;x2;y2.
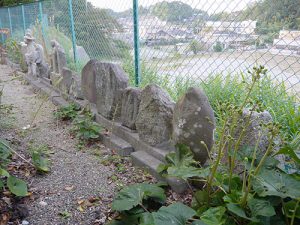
0;0;299;101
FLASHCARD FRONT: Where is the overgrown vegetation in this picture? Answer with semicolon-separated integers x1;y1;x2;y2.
124;60;299;141
108;66;300;225
4;38;27;71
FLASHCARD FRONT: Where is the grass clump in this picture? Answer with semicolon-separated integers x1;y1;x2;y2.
125;61;299;141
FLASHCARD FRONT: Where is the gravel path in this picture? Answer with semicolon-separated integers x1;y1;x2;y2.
0;65;116;225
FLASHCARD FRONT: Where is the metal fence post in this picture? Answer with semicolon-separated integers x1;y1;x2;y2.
38;1;46;38
21;5;26;35
0;18;4;43
7;7;12;37
68;0;78;66
133;0;141;86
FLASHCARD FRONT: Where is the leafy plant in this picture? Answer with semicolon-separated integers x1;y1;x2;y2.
108;66;300;225
0;140;28;197
157;144;209;181
4;38;27;71
28;144;51;173
54;103;81;121
71;110;102;143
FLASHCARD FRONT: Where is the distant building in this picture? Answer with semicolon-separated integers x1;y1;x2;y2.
200;20;258;50
203;20;257;35
273;30;300;52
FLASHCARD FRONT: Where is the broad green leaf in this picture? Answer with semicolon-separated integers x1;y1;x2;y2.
193;190;209;208
275;146;300;164
0;140;12;165
191;220;207;225
223;190;242;204
112;183;166;211
165;144;198;167
248;198;276;218
7;176;28;196
226;203;253;221
0;168;10;177
200;206;226;225
157;164;168;174
140;212;155;225
167;166;209;180
31;151;50;172
252;167;300;199
283;200;300;219
152;202;196;225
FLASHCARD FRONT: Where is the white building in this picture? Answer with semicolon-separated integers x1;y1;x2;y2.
273;30;300;51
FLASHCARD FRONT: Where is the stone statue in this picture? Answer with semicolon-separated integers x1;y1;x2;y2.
23;30;49;79
50;40;67;74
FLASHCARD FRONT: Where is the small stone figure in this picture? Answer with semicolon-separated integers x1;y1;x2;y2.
23;31;49;79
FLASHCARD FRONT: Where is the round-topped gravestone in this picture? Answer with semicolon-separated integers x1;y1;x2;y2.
172;87;215;164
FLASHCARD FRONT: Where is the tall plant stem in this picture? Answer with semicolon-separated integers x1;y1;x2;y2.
254;135;275;176
207;119;228;204
240;132;261;207
290;199;300;225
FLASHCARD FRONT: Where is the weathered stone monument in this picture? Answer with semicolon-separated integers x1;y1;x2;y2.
50;40;67;75
60;68;73;95
121;87;141;130
172;87;215;164
81;60;98;104
95;63;129;119
136;84;175;146
70;75;84;100
239;109;273;152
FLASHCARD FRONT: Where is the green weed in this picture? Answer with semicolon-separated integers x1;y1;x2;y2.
71;110;102;144
54;103;81;121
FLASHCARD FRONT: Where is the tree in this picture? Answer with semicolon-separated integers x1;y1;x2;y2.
189;40;203;55
151;1;207;23
240;0;300;41
213;42;223;52
0;0;33;7
49;0;128;60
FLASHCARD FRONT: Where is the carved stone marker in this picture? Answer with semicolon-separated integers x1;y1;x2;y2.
239;109;273;152
81;60;98;104
136;84;175;146
70;74;84;100
172;87;215;164
121;87;141;130
95;63;128;119
50;40;67;75
60;68;73;95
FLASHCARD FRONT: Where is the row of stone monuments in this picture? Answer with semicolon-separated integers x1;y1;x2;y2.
20;31;216;164
20;31;274;167
81;60;216;164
